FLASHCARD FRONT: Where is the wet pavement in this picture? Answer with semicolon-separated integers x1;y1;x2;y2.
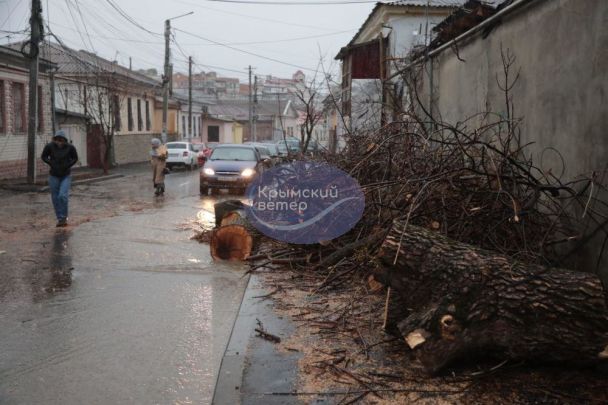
0;167;250;404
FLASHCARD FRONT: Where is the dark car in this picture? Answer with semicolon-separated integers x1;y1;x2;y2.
245;142;281;165
200;144;269;195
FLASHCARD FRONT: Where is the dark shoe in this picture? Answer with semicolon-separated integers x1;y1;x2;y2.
56;219;67;227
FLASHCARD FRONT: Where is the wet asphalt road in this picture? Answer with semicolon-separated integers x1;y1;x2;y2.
0;168;248;404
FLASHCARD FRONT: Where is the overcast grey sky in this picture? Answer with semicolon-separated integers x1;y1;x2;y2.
1;0;375;81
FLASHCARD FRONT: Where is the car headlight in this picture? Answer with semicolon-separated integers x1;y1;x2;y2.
203;168;215;176
241;168;255;177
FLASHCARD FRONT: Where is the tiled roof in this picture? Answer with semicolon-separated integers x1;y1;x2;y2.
7;41;161;88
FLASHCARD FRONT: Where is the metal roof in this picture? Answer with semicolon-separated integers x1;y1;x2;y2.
386;0;466;6
340;1;466;54
7;41;162;88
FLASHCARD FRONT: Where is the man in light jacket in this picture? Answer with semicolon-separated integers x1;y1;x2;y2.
41;130;79;227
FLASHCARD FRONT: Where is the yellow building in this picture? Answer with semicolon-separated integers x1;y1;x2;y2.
152;96;180;139
232;122;243;144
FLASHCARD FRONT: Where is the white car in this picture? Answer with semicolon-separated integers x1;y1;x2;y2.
166;142;199;170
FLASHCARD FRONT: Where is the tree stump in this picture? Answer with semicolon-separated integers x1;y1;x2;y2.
373;220;608;374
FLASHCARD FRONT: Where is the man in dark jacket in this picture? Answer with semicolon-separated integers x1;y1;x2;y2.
41;130;79;227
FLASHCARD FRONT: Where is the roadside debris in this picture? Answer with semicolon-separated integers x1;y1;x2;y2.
255;318;281;344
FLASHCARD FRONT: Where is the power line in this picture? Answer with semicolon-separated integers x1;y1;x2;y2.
103;0;162;37
174;27;317;73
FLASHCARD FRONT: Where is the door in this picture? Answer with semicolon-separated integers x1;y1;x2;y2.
208;126;220;143
86;124;105;169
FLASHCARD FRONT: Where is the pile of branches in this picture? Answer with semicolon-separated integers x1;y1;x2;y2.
257;106;608;278
242;51;608;398
329;114;608;268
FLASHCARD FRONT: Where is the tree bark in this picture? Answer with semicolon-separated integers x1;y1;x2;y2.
373;220;608;374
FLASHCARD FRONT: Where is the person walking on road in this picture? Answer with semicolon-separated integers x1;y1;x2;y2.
150;138;168;196
41;130;79;227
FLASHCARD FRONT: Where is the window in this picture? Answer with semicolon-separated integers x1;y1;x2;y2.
37;86;43;132
0;81;5;134
145;100;150;131
199;117;202;136
112;95;121;131
208;125;219;142
12;82;25;133
137;99;143;131
127;98;133;131
182;116;186;137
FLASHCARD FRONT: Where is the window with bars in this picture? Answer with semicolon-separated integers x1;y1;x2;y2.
137;99;143;131
145;100;151;131
0;81;4;134
127;98;133;131
113;95;121;131
12;82;25;133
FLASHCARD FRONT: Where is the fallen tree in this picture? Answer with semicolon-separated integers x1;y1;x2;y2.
374;220;608;374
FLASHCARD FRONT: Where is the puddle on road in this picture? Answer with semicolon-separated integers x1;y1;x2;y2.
0;194;250;404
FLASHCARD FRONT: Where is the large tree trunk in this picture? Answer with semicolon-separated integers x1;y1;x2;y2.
210;204;259;261
373;220;608;374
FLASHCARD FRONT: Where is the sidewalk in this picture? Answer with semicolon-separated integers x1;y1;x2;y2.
0;162;150;192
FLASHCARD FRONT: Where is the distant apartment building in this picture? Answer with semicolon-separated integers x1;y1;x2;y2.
259;70;306;96
173;71;240;97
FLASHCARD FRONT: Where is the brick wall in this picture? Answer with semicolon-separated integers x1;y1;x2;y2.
0;69;53;181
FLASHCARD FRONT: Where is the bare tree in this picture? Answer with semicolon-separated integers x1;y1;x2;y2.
293;78;324;155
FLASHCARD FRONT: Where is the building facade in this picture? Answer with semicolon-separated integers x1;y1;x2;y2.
0;45;54;180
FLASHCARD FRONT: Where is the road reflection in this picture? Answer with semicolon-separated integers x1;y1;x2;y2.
44;230;73;294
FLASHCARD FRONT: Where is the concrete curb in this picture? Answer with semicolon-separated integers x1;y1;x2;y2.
1;174;124;193
212;274;300;405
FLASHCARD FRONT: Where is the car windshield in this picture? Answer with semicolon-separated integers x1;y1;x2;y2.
167;143;187;149
210;147;257;161
256;147;270;158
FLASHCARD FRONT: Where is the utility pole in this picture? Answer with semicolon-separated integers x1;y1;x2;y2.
27;0;43;184
161;19;170;144
252;75;258;142
188;56;192;140
248;65;252;142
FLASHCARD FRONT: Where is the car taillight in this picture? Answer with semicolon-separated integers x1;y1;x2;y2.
183;151;188;157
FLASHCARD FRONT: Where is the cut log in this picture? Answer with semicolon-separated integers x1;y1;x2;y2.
210;224;254;261
210;208;260;261
214;200;245;227
373;221;608;374
220;209;247;227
